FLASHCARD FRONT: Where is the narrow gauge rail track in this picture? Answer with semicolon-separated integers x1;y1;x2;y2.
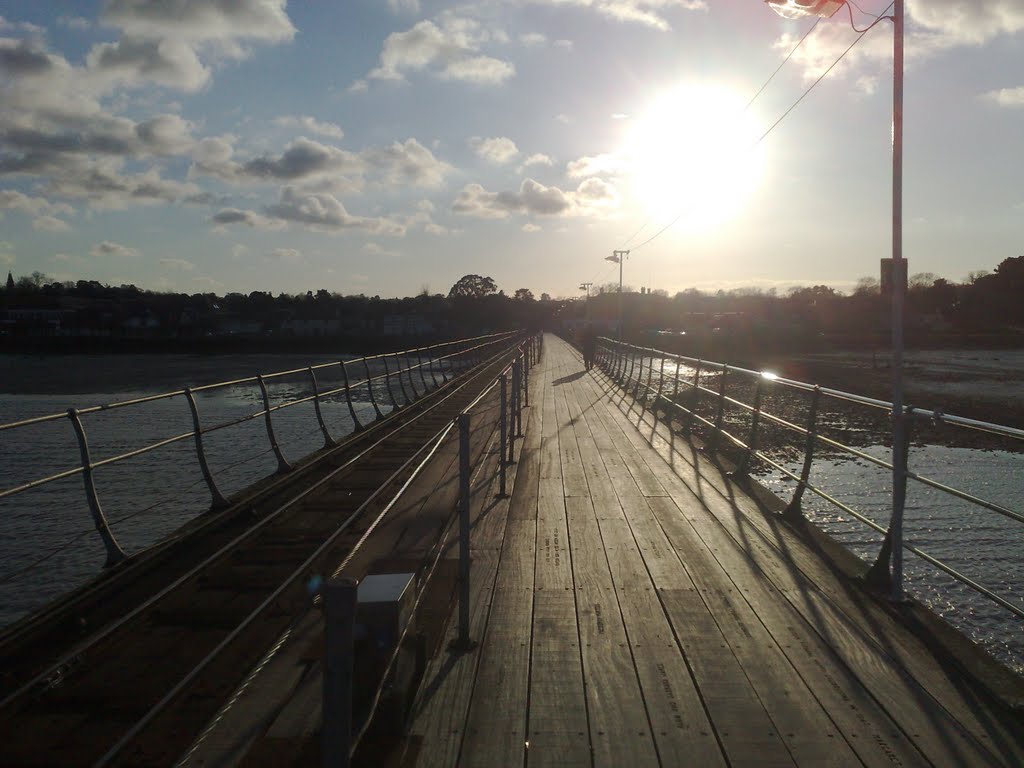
0;335;527;767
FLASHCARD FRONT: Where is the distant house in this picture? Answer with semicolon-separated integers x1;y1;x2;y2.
1;307;75;336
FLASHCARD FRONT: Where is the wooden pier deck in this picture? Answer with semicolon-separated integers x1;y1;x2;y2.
407;333;1024;767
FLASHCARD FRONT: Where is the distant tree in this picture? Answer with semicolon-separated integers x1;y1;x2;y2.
5;271;13;291
514;288;535;302
448;274;497;299
853;277;879;296
540;292;551;302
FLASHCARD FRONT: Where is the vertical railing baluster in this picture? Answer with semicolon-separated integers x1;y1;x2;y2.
258;375;292;473
685;360;702;435
783;386;821;523
67;409;127;567
522;348;530;408
656;354;666;415
416;347;430;393
185;388;230;509
404;352;421;401
393;352;412;406
732;378;764;478
708;365;729;455
498;373;508;497
438;342;451;383
308;368;336;449
633;350;644;399
643;348;654;405
425;347;438;390
627;346;637;393
362;358;384;420
340;361;364;432
381;356;400;411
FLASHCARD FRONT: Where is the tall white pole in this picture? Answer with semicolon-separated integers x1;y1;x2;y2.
889;0;906;601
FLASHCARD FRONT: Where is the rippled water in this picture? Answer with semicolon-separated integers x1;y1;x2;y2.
2;353;1021;677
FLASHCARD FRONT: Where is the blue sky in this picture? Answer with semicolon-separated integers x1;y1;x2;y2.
0;0;1021;299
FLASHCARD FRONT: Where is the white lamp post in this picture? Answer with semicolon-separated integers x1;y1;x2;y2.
766;0;907;600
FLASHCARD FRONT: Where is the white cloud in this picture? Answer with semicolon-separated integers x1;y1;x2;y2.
0;190;74;217
101;0;296;44
522;223;541;232
259;186;407;234
452;177;618;219
211;207;285;230
470;136;519;164
521;153;554;168
567;153;623;178
984;85;1024;106
32;215;71;231
273;115;345;139
368;17;515;85
270;247;302;262
526;0;707;31
520;32;547;46
90;240;139;257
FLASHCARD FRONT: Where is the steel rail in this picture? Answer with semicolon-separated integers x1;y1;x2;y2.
0;337;525;715
94;415;460;767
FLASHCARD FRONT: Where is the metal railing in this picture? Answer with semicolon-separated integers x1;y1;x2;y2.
83;332;542;767
596;337;1024;624
313;333;541;767
0;332;518;579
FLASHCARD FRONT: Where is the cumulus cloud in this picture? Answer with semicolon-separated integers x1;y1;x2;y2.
452;177;618;219
567;153;624;179
90;240;139;257
470;136;519;164
264;187;406;234
32;215;71;231
368;17;515;85
273;115;344;139
270;247;302;262
777;0;1024;82
192;136;450;189
101;0;296;44
526;0;707;31
211;207;285;230
984;85;1024;106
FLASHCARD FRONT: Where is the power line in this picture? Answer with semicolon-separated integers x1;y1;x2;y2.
615;14;821;252
628;2;894;254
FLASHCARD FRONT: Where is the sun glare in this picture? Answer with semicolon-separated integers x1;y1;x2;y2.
622;83;764;232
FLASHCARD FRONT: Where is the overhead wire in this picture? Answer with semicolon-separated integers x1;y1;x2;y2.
612;13;821;255
626;1;895;255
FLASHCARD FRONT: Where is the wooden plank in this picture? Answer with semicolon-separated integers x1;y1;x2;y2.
554;375;589;498
458;586;533;768
528;590;590;768
564;495;659;767
536;478;572;592
586;353;1021;767
411;551;501;768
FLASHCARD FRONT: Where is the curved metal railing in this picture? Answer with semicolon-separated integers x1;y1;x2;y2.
595;337;1024;625
0;331;518;578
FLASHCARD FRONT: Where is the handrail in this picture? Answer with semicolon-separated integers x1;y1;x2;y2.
595;337;1023;627
0;331;519;585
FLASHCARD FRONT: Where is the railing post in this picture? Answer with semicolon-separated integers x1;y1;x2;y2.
393;353;412;406
67;409;127;567
616;343;625;382
184;388;230;510
308;368;337;449
707;365;729;456
425;347;438;390
627;347;637;393
322;576;358;768
339;361;364;432
644;349;655;405
655;355;666;415
450;414;477;653
684;360;702;435
498;373;508;497
416;347;430;393
633;351;645;399
439;343;451;383
362;359;385;420
522;348;530;408
258;375;292;473
381;356;400;411
732;378;764;479
783;386;820;523
865;410;913;598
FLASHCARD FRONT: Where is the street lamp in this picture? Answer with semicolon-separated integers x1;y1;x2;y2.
766;0;907;600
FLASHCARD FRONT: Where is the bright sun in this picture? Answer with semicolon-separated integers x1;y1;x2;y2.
622;83;765;232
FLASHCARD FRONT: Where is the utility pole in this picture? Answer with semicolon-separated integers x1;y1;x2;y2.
607;250;629;339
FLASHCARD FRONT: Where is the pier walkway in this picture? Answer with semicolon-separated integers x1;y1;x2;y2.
407;334;1023;767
